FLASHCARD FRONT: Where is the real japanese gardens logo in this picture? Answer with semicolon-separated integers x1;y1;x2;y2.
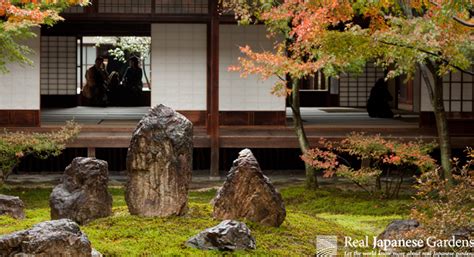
316;235;474;257
316;235;338;257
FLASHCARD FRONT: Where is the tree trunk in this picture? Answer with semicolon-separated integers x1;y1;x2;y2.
290;79;318;189
422;63;453;184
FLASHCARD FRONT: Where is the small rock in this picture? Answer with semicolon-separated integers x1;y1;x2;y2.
213;149;286;227
126;104;193;217
186;220;256;251
378;219;420;240
0;219;93;256
50;157;113;225
0;194;25;219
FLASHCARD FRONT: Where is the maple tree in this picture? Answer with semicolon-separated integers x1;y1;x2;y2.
223;0;473;187
0;0;89;72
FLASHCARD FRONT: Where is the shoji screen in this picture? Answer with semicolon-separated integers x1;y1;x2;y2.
40;36;77;95
339;63;385;107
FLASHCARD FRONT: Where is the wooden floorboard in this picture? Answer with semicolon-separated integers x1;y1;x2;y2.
4;125;473;149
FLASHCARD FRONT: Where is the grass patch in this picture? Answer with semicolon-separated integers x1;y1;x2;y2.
0;185;412;256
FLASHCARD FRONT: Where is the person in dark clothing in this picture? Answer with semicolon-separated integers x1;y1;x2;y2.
83;57;108;106
367;78;394;118
122;56;143;106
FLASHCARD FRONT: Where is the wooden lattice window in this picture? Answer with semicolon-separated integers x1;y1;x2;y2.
442;68;473;112
40;37;77;95
62;5;84;13
338;63;385;107
155;0;208;14
98;0;152;14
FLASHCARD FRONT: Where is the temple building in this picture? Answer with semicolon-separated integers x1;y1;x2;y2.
0;0;472;176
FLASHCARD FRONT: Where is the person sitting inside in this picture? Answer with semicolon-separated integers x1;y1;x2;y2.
122;56;143;106
106;71;121;106
83;57;109;106
367;78;394;118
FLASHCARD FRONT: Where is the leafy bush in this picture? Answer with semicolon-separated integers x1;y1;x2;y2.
408;148;473;252
302;133;436;198
0;121;80;185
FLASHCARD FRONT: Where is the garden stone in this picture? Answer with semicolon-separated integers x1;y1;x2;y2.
50;157;113;225
378;219;421;252
126;104;193;217
0;194;25;219
0;219;93;256
213;149;286;227
378;219;420;240
186;220;256;251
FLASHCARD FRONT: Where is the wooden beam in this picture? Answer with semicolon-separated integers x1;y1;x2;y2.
208;0;220;177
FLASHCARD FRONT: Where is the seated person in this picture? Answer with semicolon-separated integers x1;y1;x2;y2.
367;78;394;118
83;57;109;106
122;56;143;106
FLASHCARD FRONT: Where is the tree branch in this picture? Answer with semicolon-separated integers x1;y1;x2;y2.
379;40;474;76
428;1;474;27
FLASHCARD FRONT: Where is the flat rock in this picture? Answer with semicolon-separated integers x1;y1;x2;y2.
0;194;25;219
0;219;93;256
50;157;113;225
186;220;256;251
378;219;420;240
213;149;286;227
126;104;193;217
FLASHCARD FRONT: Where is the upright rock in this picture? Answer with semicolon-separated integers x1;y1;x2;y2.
126;104;193;217
0;219;93;257
186;220;256;251
0;194;25;219
50;157;113;225
213;149;286;227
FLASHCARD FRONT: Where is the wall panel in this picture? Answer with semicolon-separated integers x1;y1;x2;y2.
219;25;285;111
151;24;207;110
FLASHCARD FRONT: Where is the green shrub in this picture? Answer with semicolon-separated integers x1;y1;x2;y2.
0;121;80;185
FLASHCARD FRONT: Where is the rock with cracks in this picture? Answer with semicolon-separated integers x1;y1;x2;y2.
213;149;286;227
0;219;95;256
50;157;113;225
186;220;256;251
378;219;420;240
0;194;25;219
126;104;193;217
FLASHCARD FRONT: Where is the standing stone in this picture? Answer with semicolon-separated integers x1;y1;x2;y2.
0;194;25;219
186;220;256;251
50;157;113;225
126;104;193;217
213;149;286;227
0;219;93;257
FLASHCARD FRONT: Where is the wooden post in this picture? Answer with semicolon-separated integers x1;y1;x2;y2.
87;147;96;158
207;0;220;178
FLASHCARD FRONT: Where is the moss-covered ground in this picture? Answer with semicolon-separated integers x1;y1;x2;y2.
0;185;412;256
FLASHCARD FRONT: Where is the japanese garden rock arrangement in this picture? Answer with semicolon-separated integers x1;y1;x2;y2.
186;220;256;251
126;104;193;217
50;157;113;225
213;149;286;227
0;219;98;257
0;194;25;219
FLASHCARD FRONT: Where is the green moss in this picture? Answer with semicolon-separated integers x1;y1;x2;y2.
0;185;412;256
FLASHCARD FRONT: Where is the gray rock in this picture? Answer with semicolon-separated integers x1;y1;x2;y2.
452;226;473;241
50;157;113;225
378;219;420;240
186;220;256;251
0;219;93;256
126;104;193;217
0;194;25;219
213;149;286;227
